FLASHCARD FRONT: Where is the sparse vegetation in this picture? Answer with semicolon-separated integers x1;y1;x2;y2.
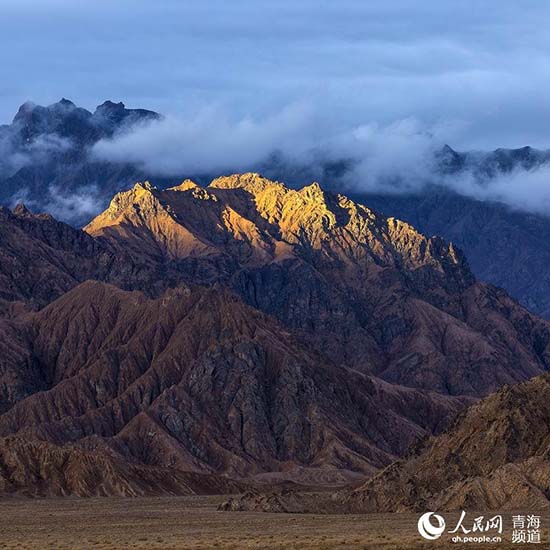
0;496;547;549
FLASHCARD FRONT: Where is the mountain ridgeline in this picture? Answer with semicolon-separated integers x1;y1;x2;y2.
2;99;550;322
0;98;161;223
0;172;549;502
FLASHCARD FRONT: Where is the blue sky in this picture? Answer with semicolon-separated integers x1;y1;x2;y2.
1;1;550;149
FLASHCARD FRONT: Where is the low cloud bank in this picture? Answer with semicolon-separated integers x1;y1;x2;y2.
10;184;105;224
2;102;550;222
91;104;318;176
91;106;456;190
0;129;72;176
91;106;550;216
443;166;550;216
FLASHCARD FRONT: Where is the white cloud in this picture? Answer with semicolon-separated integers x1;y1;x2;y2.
10;184;104;225
0;131;72;177
91;103;317;175
446;166;550;216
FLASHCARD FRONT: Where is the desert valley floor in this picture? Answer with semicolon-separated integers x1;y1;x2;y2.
0;496;548;550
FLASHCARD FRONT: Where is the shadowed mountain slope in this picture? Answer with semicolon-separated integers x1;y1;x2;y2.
0;204;101;315
0;281;467;495
0;202;179;316
221;374;550;513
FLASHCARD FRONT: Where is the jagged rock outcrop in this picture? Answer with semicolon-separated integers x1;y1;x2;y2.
435;144;550;180
0;99;161;225
85;174;550;396
220;374;550;513
0;281;467;495
10;99;158;146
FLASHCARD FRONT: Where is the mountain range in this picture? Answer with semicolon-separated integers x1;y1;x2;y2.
2;98;550;323
0;172;548;504
1;99;550;508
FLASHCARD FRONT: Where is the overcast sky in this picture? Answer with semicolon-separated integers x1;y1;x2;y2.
1;0;550;150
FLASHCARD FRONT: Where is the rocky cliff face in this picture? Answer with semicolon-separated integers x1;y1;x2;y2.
85;174;550;397
342;373;550;512
0;281;467;495
362;186;550;320
220;374;550;512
